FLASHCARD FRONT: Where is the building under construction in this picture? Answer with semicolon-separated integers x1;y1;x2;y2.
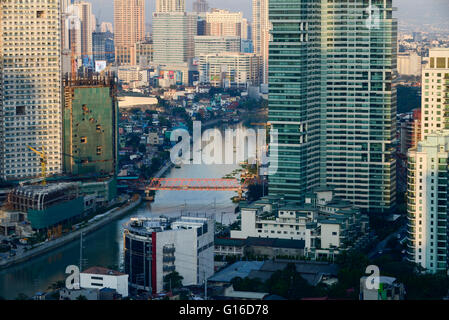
8;183;84;231
63;75;118;177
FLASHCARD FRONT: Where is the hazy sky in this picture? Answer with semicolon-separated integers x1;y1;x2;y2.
90;0;449;25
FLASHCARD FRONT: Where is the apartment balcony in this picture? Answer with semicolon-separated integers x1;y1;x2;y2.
163;247;175;254
163;265;176;273
163;256;175;263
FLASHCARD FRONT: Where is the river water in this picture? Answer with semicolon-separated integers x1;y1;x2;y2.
0;148;241;299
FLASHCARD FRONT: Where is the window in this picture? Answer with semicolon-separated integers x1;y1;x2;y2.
16;106;25;115
90;283;103;287
96;146;102;155
37;11;45;18
332;232;337;236
80;137;87;144
96;125;102;132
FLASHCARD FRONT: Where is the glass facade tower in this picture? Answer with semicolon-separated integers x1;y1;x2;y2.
268;0;397;213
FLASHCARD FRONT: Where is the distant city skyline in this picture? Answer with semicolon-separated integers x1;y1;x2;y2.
89;0;449;26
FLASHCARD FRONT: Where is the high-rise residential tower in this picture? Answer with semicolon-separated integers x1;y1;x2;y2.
61;0;72;14
421;48;449;139
252;0;269;84
268;0;397;213
0;0;62;180
206;9;248;40
100;22;113;33
114;0;145;65
152;12;198;65
193;0;209;13
407;131;449;273
156;0;185;13
406;48;449;274
73;1;93;57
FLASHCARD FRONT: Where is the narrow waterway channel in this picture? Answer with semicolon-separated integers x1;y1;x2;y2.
0;126;244;299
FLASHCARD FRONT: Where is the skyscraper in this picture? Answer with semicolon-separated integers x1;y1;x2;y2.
206;9;248;40
193;0;209;13
0;0;62;180
93;30;115;64
421;48;449;139
268;0;397;213
407;131;449;273
100;22;114;33
63;3;82;58
114;0;145;65
152;12;197;65
61;0;72;14
73;1;93;59
406;48;449;274
252;0;269;84
156;0;185;13
63;76;118;177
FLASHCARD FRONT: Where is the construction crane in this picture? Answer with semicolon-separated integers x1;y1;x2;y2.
27;145;47;186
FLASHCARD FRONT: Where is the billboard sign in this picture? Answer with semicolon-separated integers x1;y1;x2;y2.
95;60;107;73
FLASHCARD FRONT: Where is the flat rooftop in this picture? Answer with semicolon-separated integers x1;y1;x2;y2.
82;266;126;277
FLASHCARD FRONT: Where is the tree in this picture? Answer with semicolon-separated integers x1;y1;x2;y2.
231;277;265;293
15;293;29;300
138;144;147;154
372;255;449;300
126;134;141;151
158;115;171;128
401;273;449;300
240;99;260;110
150;157;163;173
179;290;190;300
231;263;323;299
164;272;184;291
264;263;318;299
247;183;268;201
47;280;65;291
330;251;369;299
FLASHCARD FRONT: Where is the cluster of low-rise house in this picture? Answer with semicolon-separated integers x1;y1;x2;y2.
117;87;256;180
227;187;371;261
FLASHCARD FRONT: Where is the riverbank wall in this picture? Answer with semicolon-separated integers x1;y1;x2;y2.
0;195;142;270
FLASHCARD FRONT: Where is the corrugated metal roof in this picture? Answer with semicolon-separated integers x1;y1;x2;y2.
208;261;264;283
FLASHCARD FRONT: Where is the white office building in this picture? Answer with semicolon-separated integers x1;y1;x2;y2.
198;52;262;88
124;216;214;293
0;0;63;180
194;36;241;57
